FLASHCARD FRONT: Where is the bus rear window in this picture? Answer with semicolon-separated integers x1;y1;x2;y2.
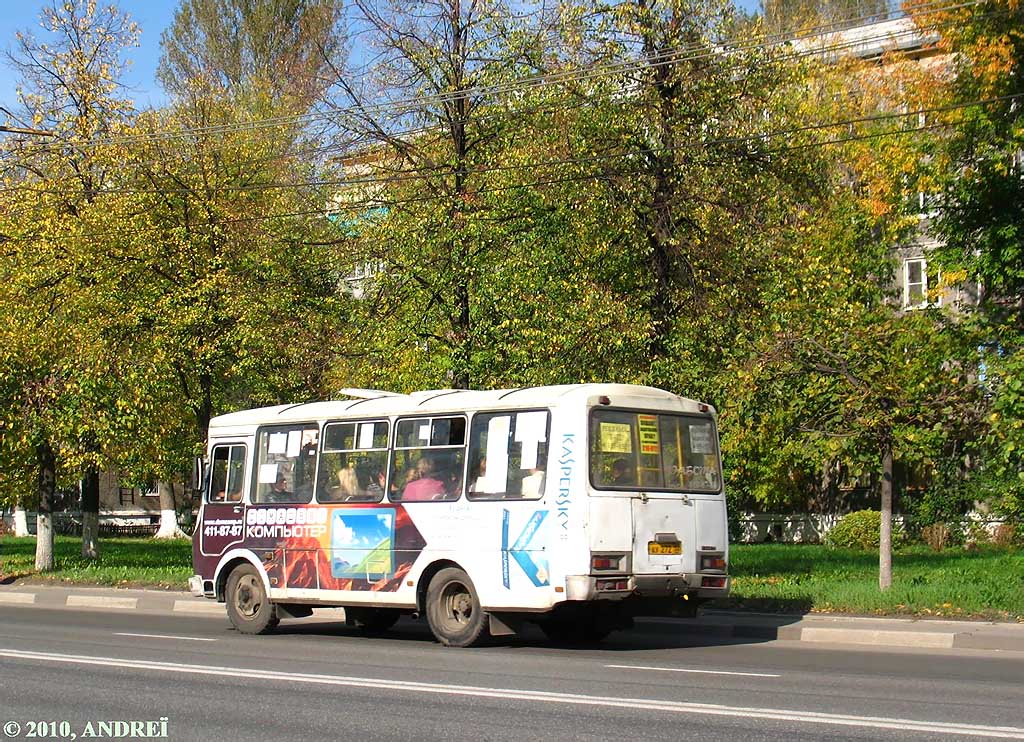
589;409;721;493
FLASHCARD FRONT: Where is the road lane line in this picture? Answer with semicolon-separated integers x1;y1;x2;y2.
605;664;780;678
113;633;217;642
1;648;1021;738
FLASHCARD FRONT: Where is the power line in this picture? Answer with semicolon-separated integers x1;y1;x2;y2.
1;93;1008;247
2;93;1015;204
0;2;995;204
0;0;974;160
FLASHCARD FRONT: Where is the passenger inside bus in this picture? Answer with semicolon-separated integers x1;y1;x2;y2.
401;456;447;501
267;473;292;501
609;458;635;486
469;457;487;493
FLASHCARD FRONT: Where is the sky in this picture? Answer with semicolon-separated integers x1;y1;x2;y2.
0;1;178;113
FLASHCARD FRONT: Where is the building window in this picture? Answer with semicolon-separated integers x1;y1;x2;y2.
904;257;938;309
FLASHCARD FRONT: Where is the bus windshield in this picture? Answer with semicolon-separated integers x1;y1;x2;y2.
589;409;721;493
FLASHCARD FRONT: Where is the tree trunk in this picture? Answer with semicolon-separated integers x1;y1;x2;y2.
879;442;893;591
35;440;56;571
154;481;184;539
80;467;100;559
13;499;29;537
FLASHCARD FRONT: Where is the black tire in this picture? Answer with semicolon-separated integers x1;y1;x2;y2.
225;564;279;635
347;607;401;633
425;567;488;647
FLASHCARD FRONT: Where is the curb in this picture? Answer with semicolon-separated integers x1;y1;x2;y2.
0;587;225;617
2;585;1023;653
636;614;1024;652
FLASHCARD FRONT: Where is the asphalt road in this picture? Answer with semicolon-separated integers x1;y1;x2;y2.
0;606;1022;742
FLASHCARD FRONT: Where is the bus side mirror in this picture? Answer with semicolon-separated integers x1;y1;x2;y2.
190;457;204;493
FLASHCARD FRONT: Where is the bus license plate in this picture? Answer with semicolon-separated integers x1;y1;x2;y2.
648;541;681;555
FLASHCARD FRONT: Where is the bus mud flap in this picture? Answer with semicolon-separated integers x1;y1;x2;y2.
488;613;523;637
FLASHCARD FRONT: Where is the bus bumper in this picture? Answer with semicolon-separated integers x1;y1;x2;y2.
565;574;730;603
188;575;209;598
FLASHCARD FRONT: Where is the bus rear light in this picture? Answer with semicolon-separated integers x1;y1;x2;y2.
596;579;630;591
701;576;728;588
700;555;727;571
591;554;624;571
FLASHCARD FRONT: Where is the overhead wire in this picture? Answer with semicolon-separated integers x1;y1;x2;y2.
1;92;1016;203
0;0;990;196
0;0;978;161
1;92;1012;247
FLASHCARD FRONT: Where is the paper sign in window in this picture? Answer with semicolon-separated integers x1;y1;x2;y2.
514;411;547;443
515;411;546;470
358;423;375;450
689;424;713;454
258;463;279;484
600;422;632;453
418;423;430;441
286;430;302;457
481;415;511;492
267;433;287;455
638;415;660;455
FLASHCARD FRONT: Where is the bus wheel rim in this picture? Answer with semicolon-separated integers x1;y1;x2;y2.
236;574;261;618
441;581;473;628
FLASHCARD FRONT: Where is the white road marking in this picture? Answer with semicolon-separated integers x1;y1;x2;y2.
0;593;36;605
113;633;217;642
0;648;1021;738
606;663;780;678
66;595;137;610
172;600;225;615
801;628;955;648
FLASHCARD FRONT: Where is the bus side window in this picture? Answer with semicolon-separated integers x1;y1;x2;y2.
208;444;246;503
390;416;466;502
209;447;230;503
467;410;549;500
316;420;389;503
253;424;319;504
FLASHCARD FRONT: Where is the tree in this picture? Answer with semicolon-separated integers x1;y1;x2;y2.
95;95;351;536
923;0;1024;518
1;0;140;565
326;0;561;390
158;0;345;112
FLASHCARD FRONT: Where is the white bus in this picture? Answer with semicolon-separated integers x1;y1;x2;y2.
189;384;729;646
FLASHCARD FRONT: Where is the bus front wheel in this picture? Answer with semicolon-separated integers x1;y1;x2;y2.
225;564;279;635
425;568;487;647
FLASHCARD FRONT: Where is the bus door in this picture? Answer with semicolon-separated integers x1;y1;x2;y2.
198;443;248;559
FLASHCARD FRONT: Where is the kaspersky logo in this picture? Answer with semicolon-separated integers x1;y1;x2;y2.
501;509;549;589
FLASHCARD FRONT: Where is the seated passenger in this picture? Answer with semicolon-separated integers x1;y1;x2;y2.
267;473;291;502
401;457;447;501
521;467;545;498
609;458;635;487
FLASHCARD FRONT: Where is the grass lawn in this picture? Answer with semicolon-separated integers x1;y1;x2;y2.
0;535;191;590
2;536;1021;620
714;543;1024;622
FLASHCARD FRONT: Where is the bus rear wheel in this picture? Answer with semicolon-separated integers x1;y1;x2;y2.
425;568;488;647
225;564;279;635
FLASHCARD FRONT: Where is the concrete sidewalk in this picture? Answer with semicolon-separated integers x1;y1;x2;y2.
2;583;1022;653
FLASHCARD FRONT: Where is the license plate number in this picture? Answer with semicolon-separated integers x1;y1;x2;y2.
648;541;681;555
